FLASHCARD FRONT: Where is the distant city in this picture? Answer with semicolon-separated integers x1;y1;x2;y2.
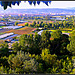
0;8;75;15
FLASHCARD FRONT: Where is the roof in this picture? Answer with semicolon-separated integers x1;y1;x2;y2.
62;33;70;36
3;26;22;29
38;30;43;35
50;38;54;40
0;28;2;30
0;33;14;39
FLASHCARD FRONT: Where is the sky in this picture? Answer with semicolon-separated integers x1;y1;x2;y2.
1;1;75;9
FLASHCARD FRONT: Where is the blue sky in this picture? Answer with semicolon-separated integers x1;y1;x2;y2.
1;1;75;9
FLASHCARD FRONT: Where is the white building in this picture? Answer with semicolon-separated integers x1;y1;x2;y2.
38;30;43;35
0;33;14;39
50;17;65;21
3;26;22;29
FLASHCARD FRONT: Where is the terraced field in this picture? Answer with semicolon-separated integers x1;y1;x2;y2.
18;27;36;30
0;29;12;33
4;27;37;35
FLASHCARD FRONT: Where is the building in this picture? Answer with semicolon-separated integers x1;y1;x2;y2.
62;33;70;36
38;30;43;35
50;17;65;21
0;33;14;39
0;28;2;30
3;26;22;29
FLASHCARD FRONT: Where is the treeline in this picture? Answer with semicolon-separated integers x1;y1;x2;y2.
0;30;75;74
25;20;75;29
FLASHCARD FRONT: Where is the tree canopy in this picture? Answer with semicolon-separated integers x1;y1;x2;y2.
0;1;51;10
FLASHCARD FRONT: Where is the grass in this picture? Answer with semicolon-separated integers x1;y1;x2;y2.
48;29;73;34
48;30;56;32
62;31;72;33
0;26;5;28
0;33;4;35
60;28;73;31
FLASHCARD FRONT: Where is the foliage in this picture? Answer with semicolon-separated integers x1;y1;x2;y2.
0;1;51;10
41;30;51;49
0;42;10;57
8;51;38;73
15;21;18;26
0;28;74;74
51;30;62;39
67;31;75;55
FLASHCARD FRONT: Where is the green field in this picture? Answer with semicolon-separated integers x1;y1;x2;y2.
48;30;56;32
0;26;5;28
62;30;72;33
0;33;4;35
48;29;73;34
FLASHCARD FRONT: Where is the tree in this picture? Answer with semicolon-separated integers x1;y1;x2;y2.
0;41;8;49
19;34;29;52
67;36;75;55
37;21;39;24
25;23;28;26
41;48;57;69
59;57;73;74
8;51;38;73
37;63;44;73
12;42;21;52
63;20;66;27
67;31;75;55
51;30;62;39
23;59;38;73
44;25;48;29
51;30;70;56
41;30;51;49
15;21;18;26
32;21;36;26
0;42;10;57
0;1;51;10
32;32;41;54
0;65;8;74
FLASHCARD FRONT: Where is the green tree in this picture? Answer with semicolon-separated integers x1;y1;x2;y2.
41;30;51;49
41;48;57;69
67;31;75;55
32;21;36;26
0;42;9;57
8;51;38;73
63;20;66;27
37;21;39;24
25;23;28;26
15;21;18;26
33;32;41;54
12;42;21;52
67;36;75;55
51;30;62;39
51;30;69;56
60;57;73;74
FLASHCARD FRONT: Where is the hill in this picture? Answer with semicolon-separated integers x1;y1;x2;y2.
0;8;75;15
